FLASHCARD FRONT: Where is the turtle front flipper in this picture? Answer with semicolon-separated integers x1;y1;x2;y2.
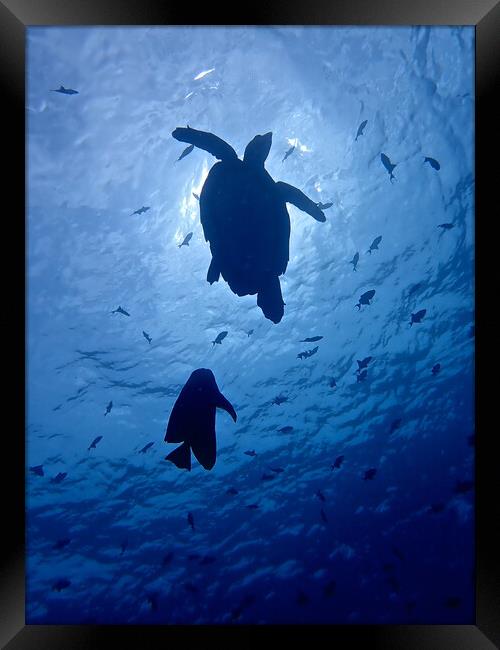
172;127;238;162
275;181;327;222
257;275;285;324
207;258;221;284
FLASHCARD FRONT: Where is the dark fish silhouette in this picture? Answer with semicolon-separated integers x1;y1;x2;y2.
296;590;309;606
187;512;195;530
356;289;376;310
52;579;71;591
192;192;200;201
51;85;78;95
424;156;440;170
164;368;236;471
120;539;128;555
438;222;454;230
53;404;62;411
261;472;275;481
104;401;113;416
52;538;71;550
329;378;337;388
162;551;174;566
282;144;295;162
380;153;397;182
244;449;257;457
179;232;193;248
88;435;102;451
176;144;195;162
316;490;326;502
212;331;228;346
350;252;359;271
355;119;368;141
317;202;333;210
367;235;382;254
111;306;130;316
431;363;441;375
454;480;474;494
143;331;152;344
297;346;319;360
278;426;294;434
246;503;259;510
389;418;402;435
323;579;336;598
30;465;44;477
428;503;446;514
331;455;344;470
226;487;238;495
51;472;67;484
357;369;368;383
300;336;323;343
131;206;150;216
272;395;288;405
271;467;284;473
247;329;254;336
410;309;426;326
139;442;154;454
363;468;377;480
356;357;372;373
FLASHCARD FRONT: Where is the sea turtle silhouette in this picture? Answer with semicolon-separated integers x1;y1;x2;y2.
172;126;327;323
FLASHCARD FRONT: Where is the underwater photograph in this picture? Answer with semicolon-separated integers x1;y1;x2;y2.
26;25;475;624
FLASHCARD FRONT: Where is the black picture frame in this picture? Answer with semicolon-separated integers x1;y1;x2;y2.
2;0;498;647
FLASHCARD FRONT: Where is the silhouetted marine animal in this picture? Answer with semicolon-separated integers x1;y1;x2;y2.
380;153;397;182
164;369;236;471
212;331;228;346
438;222;454;230
52;579;71;591
363;468;377;480
51;472;67;484
297;346;318;360
367;235;382;254
179;232;193;248
282;144;296;162
357;369;368;383
424;156;440;170
187;512;195;530
176;144;194;162
317;202;333;210
51;85;78;95
30;465;44;476
300;336;323;343
53;538;71;550
88;435;102;451
172;126;326;323
431;363;441;375
104;400;113;416
355;119;368;141
316;489;326;502
247;329;254;336
192;192;200;201
389;418;402;435
278;426;294;434
143;331;152;344
329;377;337;388
356;356;372;373
244;449;257;457
356;290;376;310
131;206;150;216
139;442;154;453
111;306;130;316
272;395;288;405
350;252;359;271
410;309;426;326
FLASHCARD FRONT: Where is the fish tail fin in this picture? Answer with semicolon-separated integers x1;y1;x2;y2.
166;442;192;471
207;258;220;284
257;276;284;324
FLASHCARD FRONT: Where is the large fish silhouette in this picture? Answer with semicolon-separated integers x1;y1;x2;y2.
164;368;237;471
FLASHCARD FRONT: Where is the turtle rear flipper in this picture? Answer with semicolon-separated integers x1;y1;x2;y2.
207;258;221;284
275;181;326;222
172;127;238;161
257;276;284;324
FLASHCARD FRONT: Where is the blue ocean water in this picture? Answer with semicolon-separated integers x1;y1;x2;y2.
26;26;475;624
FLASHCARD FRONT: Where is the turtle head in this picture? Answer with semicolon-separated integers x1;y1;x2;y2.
243;132;272;167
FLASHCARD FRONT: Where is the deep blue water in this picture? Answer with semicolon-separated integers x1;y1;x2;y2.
27;26;475;624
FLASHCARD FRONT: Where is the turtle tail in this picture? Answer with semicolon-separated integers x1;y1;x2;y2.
257;276;284;324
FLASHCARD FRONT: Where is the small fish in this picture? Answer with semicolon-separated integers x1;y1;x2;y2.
271;467;284;474
176;144;195;162
282;145;295;163
300;336;323;343
445;596;461;609
52;579;71;591
297;590;309;606
51;472;67;484
272;395;288;406
183;582;199;594
200;555;216;565
162;551;174;566
356;289;376;310
363;468;377;480
53;404;62;411
244;450;257;457
297;346;319;360
355;119;368;141
278;426;294;434
246;504;259;510
350;252;359;271
88;435;102;451
131;206;150;216
178;232;193;248
143;331;152;344
428;503;446;514
139;442;154;454
30;465;44;477
380;153;397;182
356;357;372;373
51;85;78;95
212;331;228;346
367;235;382;254
410;309;426;326
52;538;71;550
120;539;128;555
111;306;130;316
226;487;239;495
247;329;254;337
192;192;200;201
104;401;113;416
431;363;441;376
389;418;402;435
187;512;195;530
316;202;333;210
331;455;344;470
316;490;326;502
454;480;474;494
424;156;440;170
329;378;337;388
438;222;454;230
357;369;368;383
323;579;336;598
